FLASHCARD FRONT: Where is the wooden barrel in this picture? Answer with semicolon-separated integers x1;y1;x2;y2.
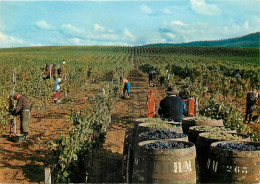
182;117;223;135
188;126;236;144
207;141;260;183
132;140;197;184
127;123;184;183
196;132;250;183
124;118;178;183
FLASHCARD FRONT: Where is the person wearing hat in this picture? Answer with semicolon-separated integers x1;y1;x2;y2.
158;86;187;122
12;93;30;140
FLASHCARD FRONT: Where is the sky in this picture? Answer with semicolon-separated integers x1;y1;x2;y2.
0;0;259;48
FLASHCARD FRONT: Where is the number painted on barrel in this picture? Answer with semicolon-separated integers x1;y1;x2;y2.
207;159;248;174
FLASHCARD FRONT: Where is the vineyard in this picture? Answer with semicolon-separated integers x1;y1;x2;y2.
0;46;259;183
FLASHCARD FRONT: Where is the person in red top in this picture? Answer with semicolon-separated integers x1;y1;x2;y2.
12;93;30;140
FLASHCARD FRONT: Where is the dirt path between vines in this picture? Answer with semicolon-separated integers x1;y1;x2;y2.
89;60;164;183
0;61;164;183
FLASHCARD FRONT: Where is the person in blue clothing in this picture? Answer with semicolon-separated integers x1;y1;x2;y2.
166;70;171;80
120;77;130;98
158;86;187;122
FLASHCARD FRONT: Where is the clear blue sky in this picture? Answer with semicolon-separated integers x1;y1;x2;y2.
0;0;259;48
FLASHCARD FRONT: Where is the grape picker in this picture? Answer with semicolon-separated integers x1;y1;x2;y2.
12;93;30;141
158;86;187;122
53;74;62;103
148;70;156;87
120;77;130;99
245;89;258;123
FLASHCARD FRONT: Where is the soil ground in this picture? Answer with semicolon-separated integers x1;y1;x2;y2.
0;61;258;183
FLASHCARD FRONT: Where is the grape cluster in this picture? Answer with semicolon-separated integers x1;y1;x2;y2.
140;129;186;140
143;141;190;149
201;132;243;140
144;123;176;129
216;143;260;151
190;126;231;132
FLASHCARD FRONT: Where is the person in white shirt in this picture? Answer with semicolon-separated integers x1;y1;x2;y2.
53;75;62;103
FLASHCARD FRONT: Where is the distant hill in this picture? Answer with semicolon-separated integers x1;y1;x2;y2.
145;32;259;48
